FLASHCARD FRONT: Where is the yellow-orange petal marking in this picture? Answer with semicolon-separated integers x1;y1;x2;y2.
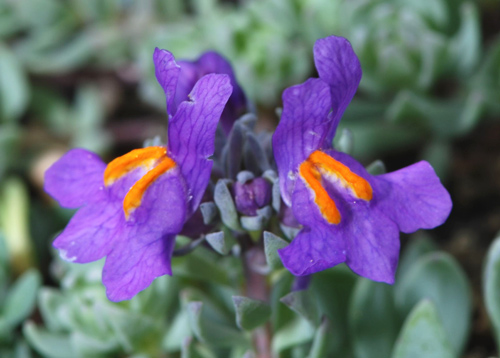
309;151;373;201
104;146;167;186
123;156;176;219
299;160;341;224
299;150;373;225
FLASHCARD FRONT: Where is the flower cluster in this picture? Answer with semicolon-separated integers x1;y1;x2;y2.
45;36;452;301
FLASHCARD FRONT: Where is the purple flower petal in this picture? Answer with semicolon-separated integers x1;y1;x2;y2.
102;233;176;301
313;36;362;145
273;78;331;205
234;177;272;216
373;161;452;233
44;149;106;209
342;205;400;284
52;200;122;263
177;52;246;135
127;167;187;235
168;73;232;215
279;226;346;276
154;48;181;116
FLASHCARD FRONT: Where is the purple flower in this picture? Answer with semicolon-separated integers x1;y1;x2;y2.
44;49;232;301
170;51;246;135
272;36;452;283
233;177;272;216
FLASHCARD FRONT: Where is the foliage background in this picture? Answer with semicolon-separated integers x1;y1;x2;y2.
0;0;499;357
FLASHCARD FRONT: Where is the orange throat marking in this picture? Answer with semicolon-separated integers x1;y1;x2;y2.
298;150;373;225
103;146;176;219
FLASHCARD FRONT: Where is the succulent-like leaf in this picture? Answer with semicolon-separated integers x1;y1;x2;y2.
307;316;330;358
1;270;41;329
349;279;399;358
199;202;218;225
280;290;319;327
214;180;242;232
395;252;471;355
232;296;271;331
483;234;500;349
263;232;288;269
23;322;74;358
391;300;454;358
205;231;231;255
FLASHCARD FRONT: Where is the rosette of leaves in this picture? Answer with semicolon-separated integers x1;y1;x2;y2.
0;233;41;358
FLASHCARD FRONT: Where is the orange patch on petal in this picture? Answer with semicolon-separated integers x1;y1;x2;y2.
299;160;341;225
123;156;176;219
298;150;373;225
104;146;167;186
308;151;373;201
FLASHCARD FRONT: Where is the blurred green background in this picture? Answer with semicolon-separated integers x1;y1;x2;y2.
0;0;499;357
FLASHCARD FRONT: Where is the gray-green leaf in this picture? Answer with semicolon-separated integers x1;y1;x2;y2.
391;300;454;358
395;252;471;355
232;296;271;331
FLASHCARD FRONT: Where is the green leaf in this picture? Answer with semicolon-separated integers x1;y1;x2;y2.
164;311;192;352
307;317;330;358
334;128;354;155
205;231;230;255
0;43;29;121
421;140;452;180
272;316;315;353
263;231;288;269
395;252;471;355
1;270;41;328
396;234;437;281
200;202;218;225
186;301;248;348
240;206;272;232
483;234;500;349
14;340;33;358
0;125;20;180
214;180;242;232
23;322;74;358
96;303;162;354
365;160;386;175
0;230;8;267
391;300;454;358
448;2;480;74
233;296;271;331
173;245;230;285
280;290;319;327
180;336;206;358
349;279;399;358
310;265;358;355
70;331;119;357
